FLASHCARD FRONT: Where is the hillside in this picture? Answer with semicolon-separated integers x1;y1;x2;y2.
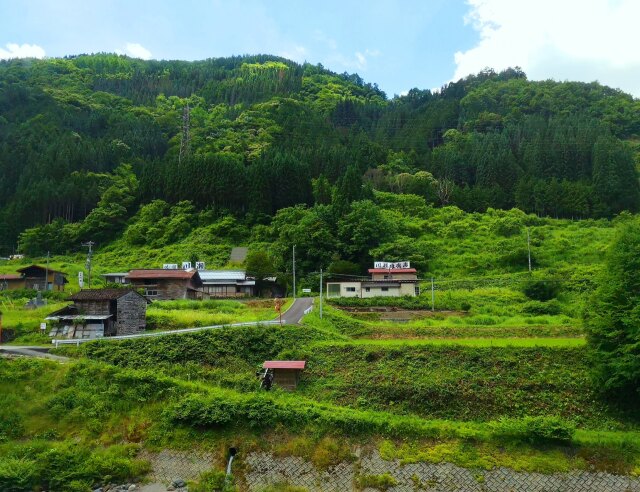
0;55;639;256
2;53;640;490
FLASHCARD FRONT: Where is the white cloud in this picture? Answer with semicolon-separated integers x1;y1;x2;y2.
313;30;338;50
0;43;46;59
278;45;308;63
116;42;152;60
452;0;640;96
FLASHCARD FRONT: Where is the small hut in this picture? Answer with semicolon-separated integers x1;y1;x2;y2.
262;360;306;390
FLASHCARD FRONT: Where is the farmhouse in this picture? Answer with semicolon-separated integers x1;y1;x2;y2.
0;265;68;291
46;288;148;339
199;270;255;298
0;273;25;290
127;269;203;300
326;263;420;298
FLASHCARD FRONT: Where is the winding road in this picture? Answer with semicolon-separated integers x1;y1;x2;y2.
0;297;315;353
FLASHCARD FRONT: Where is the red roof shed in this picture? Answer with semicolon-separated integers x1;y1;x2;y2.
263;360;306;390
263;360;306;370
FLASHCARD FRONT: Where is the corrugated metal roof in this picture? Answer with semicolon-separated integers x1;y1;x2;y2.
101;272;128;277
127;269;198;280
199;270;246;281
263;360;306;370
68;289;142;301
46;314;112;320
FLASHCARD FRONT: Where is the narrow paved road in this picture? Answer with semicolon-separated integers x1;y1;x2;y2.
0;345;69;361
281;297;314;324
6;297;316;352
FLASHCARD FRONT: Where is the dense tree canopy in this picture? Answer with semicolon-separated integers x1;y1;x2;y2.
584;217;640;404
1;55;639;255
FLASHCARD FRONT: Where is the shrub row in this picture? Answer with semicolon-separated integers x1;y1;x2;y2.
0;442;148;492
57;325;336;369
165;390;576;447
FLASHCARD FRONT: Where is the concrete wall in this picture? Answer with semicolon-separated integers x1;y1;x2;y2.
371;272;418;281
326;282;361;298
361;284;401;298
400;282;418;296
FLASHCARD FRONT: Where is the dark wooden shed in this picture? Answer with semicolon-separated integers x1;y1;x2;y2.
263;360;306;390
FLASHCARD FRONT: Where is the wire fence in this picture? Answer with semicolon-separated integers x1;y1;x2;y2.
242;451;640;492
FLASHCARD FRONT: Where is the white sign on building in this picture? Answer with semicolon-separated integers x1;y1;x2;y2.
78;271;84;288
374;261;411;269
182;261;192;270
195;261;206;270
163;264;178;270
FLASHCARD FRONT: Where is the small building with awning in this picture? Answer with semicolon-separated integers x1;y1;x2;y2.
262;360;306;390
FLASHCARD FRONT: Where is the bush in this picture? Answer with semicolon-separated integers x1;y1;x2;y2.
492;416;575;445
522;280;559;301
0;442;148;492
521;299;562;315
191;470;235;492
356;473;398;490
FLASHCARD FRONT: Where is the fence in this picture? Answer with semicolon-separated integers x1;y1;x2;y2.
242;450;640;492
51;320;279;347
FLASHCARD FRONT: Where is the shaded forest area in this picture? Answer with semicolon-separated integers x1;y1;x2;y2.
0;54;639;255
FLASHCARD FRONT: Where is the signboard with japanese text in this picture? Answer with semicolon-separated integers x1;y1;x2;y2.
373;261;410;269
163;264;178;269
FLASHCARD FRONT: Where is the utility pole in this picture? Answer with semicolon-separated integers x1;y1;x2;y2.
527;228;532;273
292;245;296;300
45;251;50;292
82;241;95;289
431;277;435;312
319;268;323;320
0;311;3;346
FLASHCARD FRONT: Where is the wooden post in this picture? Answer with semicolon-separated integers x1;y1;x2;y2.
319;268;323;320
431;277;435;312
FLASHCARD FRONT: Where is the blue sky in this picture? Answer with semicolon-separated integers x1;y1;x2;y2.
1;0;639;97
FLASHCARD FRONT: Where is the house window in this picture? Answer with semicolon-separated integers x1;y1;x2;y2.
145;289;158;297
345;287;356;292
327;284;340;297
365;287;370;292
381;287;389;292
414;285;421;296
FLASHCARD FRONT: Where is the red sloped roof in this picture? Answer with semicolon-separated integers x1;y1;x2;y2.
0;273;22;280
263;360;306;370
368;268;417;274
127;269;198;280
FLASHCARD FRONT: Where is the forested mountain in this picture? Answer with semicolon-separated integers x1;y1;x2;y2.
1;54;639;255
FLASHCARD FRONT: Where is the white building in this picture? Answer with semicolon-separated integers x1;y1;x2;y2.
326;266;420;298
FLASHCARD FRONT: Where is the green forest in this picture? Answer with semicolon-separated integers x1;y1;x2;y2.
1;54;639;257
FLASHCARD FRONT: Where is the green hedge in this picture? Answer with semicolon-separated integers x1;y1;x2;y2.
165;388;579;448
57;324;337;369
0;442;148;492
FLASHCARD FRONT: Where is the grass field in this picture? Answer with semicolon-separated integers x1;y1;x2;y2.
310;337;586;348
